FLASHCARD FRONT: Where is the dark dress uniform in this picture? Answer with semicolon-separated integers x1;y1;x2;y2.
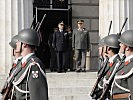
53;30;69;72
112;56;133;100
72;28;90;71
48;33;57;71
12;53;48;100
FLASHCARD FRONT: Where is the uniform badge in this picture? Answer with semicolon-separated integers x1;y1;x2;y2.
32;71;39;79
12;63;17;68
109;62;113;67
21;62;27;68
125;60;130;66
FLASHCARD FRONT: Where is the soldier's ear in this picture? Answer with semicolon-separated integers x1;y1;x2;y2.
23;43;28;48
125;46;130;51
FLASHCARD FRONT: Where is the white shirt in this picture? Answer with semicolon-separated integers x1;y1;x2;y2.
125;54;133;62
13;56;22;64
21;53;34;64
109;54;118;63
59;29;63;32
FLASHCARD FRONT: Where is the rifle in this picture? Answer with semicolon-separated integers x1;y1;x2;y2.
1;67;22;100
90;56;109;97
30;15;36;29
36;14;46;32
99;18;128;100
99;55;126;100
118;18;128;35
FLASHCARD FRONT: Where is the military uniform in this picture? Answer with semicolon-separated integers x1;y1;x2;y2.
72;28;90;71
111;30;133;100
48;33;57;72
94;34;121;99
53;29;69;72
12;53;48;100
11;29;48;100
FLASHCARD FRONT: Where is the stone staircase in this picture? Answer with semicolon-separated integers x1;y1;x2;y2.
46;72;97;100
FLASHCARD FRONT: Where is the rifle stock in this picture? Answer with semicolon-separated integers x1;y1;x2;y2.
90;56;109;97
1;67;22;100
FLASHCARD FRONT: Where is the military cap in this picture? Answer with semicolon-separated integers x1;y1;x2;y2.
77;20;84;24
58;21;64;25
119;30;133;47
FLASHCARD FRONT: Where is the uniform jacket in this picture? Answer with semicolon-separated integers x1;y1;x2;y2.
72;28;90;50
53;30;69;51
112;56;133;99
13;54;48;100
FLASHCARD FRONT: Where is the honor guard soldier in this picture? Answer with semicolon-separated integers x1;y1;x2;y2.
9;35;22;73
53;21;69;73
100;34;121;99
72;20;90;72
91;37;107;99
112;30;133;100
1;35;22;100
11;29;48;100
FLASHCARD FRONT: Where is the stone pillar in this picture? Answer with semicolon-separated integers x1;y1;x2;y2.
5;0;12;74
99;0;131;38
0;0;6;74
11;0;19;36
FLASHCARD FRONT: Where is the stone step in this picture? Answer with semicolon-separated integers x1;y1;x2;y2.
48;86;92;95
46;72;97;80
49;95;92;100
47;79;96;87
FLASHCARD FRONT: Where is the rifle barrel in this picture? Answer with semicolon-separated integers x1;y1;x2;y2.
108;21;112;36
119;18;128;35
37;14;46;32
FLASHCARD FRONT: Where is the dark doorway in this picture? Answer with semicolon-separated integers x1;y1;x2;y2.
33;8;72;68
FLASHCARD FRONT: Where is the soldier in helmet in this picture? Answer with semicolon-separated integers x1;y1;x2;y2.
99;34;121;99
112;30;133;100
9;35;22;72
12;29;48;100
92;34;121;99
1;35;22;99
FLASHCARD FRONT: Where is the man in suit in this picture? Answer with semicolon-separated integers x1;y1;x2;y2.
112;30;133;100
53;21;69;73
72;20;90;72
12;29;48;100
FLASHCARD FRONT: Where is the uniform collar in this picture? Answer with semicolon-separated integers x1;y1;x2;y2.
22;53;34;64
109;54;118;63
125;54;133;62
14;56;22;64
78;28;83;31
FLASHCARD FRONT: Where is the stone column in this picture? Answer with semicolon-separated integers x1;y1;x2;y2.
5;0;12;74
0;0;6;74
99;0;131;38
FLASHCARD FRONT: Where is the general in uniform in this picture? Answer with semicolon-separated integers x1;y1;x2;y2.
72;20;90;72
53;21;69;73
